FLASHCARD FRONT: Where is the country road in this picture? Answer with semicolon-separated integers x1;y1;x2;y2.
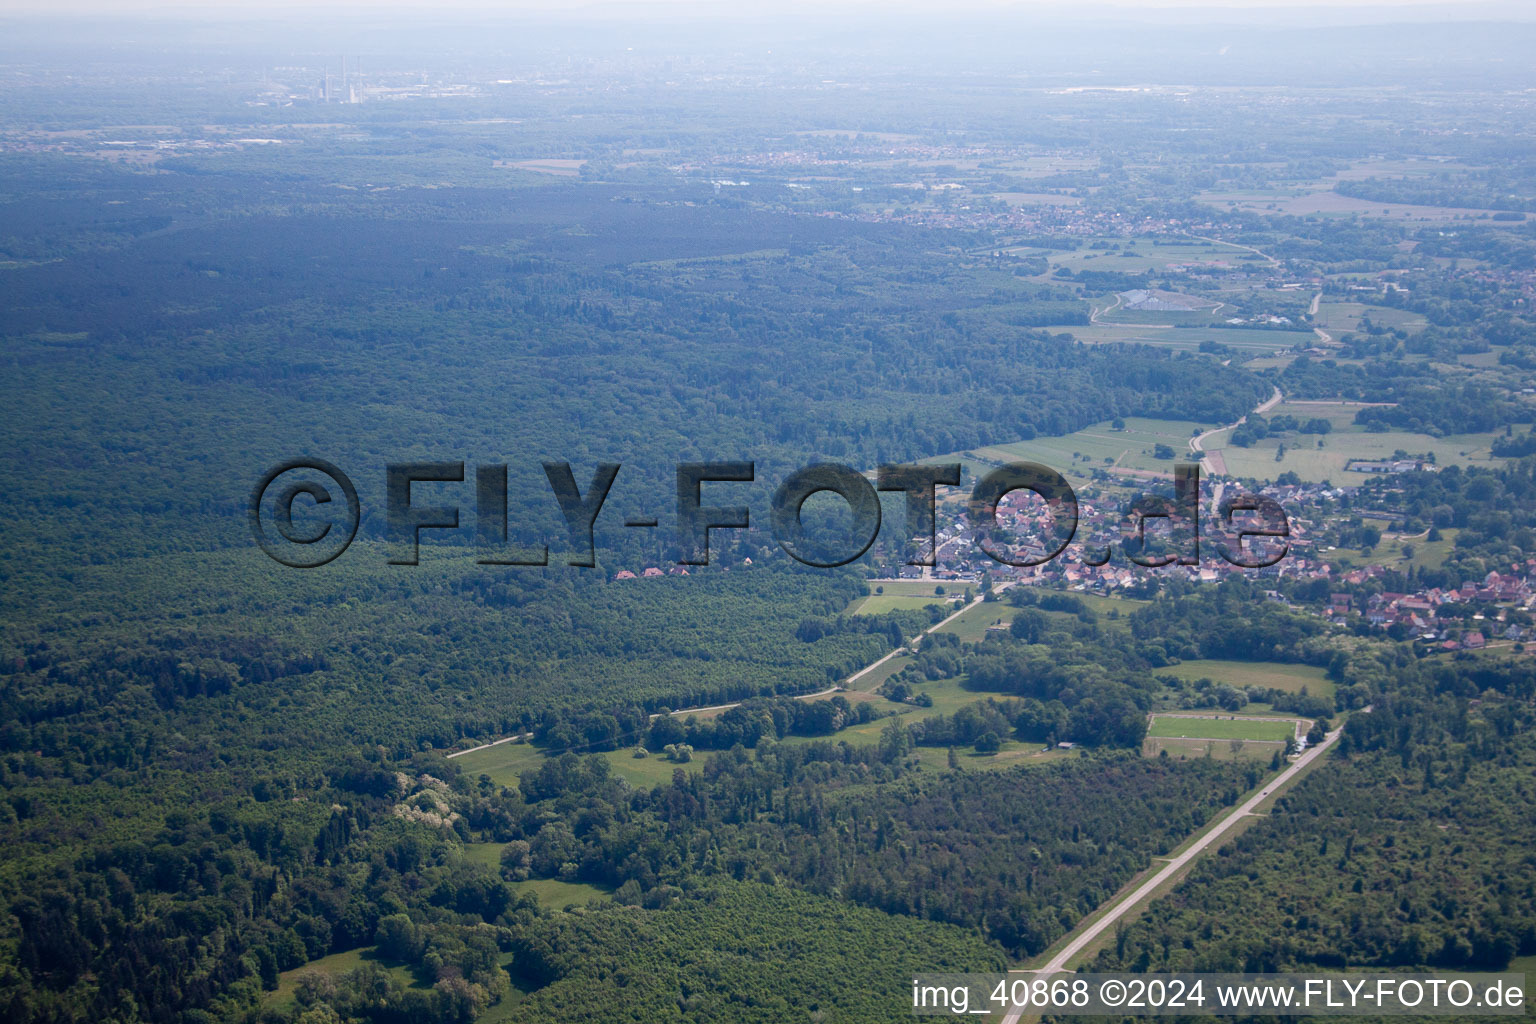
997;720;1351;1022
1310;290;1336;346
1089;292;1122;324
1188;386;1282;460
448;582;1009;758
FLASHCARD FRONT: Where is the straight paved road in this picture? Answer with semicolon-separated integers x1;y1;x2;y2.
998;721;1350;1022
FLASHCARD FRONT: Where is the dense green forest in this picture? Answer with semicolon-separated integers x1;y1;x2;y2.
4;11;1536;1024
1091;696;1536;973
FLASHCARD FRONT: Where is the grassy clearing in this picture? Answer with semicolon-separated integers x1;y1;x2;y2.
1506;953;1536;971
497;158;586;176
862;580;957;597
848;651;914;692
266;949;423;1013
598;747;703;788
934;600;1017;643
1069;592;1151;623
1042;238;1256;275
849;582;970;615
1059;323;1304;353
452;741;543;789
1147;715;1299;742
452;597;1058;790
451;735;703;791
1143;735;1284;761
930;592;1144;645
908;676;1008;717
509;878;612;908
781;675;1018;754
958;416;1207;477
1098;310;1219;328
1154;659;1334;698
850;594;960;615
1351;528;1460;572
909;743;1078;773
461;841;505;869
1197;183;1510;221
994;192;1081;207
1316;300;1426;335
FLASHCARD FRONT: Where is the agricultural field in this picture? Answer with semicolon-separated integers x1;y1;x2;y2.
1039;237;1267;275
1352;527;1461;572
1314;300;1427;336
847;593;957;614
1196;177;1519;221
958;416;1208;479
495;158;587;176
911;743;1079;771
934;600;1018;643
1241;353;1297;371
1070;592;1152;617
1142;735;1285;761
1153;659;1335;699
1146;714;1303;743
1207;401;1503;483
993;191;1082;207
1060;322;1307;354
848;580;963;614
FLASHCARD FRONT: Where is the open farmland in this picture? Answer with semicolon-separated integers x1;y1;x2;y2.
950;416;1208;479
1153;659;1335;699
1207;402;1503;483
1147;714;1303;743
1143;735;1285;760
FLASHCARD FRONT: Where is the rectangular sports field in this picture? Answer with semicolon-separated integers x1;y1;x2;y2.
1142;736;1282;761
1146;714;1299;743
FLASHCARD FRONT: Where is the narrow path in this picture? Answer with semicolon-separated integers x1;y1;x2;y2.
1308;290;1337;347
1181;232;1281;269
447;732;532;759
1090;293;1122;324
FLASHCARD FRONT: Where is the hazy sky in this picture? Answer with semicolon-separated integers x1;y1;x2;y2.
0;0;1525;11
